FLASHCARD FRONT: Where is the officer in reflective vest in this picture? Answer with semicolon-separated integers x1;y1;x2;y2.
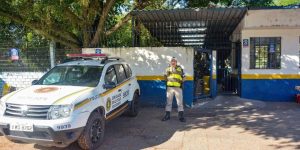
162;57;186;122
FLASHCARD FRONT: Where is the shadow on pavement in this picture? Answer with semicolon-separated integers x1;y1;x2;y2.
188;96;300;149
26;96;300;149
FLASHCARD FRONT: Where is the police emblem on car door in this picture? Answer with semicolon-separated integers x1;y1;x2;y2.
103;65;121;112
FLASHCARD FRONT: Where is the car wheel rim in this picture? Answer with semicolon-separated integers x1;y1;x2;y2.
90;119;102;143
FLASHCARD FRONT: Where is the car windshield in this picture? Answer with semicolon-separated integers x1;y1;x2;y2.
36;66;103;87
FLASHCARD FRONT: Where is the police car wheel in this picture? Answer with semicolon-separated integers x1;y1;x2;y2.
77;111;105;150
128;92;139;117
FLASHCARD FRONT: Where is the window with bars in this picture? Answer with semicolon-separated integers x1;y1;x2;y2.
250;37;281;69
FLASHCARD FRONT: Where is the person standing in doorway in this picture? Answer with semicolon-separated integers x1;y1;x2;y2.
162;57;186;122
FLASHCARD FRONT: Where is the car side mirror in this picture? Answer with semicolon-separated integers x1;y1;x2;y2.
103;82;116;89
32;80;39;85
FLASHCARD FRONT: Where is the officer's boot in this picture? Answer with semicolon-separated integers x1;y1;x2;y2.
178;111;186;122
161;111;171;121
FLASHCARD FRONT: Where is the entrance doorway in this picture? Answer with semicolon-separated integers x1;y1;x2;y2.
194;49;212;100
216;42;241;94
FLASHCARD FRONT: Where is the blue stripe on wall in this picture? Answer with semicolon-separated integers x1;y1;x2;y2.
137;80;194;107
241;79;300;101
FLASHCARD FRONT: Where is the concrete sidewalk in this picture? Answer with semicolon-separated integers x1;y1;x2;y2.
1;96;300;150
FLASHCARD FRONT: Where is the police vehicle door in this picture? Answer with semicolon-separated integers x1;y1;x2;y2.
104;65;120;112
123;64;133;101
114;64;130;104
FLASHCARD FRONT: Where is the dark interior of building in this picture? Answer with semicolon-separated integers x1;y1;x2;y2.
132;8;247;98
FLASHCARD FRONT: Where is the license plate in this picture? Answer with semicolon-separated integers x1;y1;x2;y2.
10;123;33;132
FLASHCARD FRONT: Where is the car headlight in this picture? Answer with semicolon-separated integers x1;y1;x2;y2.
47;104;73;120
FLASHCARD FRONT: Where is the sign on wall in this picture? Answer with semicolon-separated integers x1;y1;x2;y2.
95;48;102;54
269;43;275;53
243;39;249;47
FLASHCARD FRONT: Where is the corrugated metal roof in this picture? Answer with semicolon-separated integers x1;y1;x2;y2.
132;8;247;49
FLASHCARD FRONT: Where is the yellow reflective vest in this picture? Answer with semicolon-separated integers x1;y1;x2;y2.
1;83;10;97
165;66;184;88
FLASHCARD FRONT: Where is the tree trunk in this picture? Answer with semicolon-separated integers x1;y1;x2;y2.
90;0;116;47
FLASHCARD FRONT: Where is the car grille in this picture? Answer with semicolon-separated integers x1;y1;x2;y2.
9;130;52;140
5;103;50;119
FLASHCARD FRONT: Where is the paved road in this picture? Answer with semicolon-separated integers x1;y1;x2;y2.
1;96;300;150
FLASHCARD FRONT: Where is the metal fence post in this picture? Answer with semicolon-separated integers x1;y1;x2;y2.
49;40;56;68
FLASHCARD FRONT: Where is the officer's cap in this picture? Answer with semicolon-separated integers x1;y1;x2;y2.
171;57;177;62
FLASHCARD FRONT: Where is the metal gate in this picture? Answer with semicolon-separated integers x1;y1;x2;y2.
216;43;241;94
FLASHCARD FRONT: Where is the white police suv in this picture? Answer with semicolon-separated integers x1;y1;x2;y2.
0;54;140;149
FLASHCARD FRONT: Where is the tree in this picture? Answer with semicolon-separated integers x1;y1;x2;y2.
0;0;154;49
1;0;296;49
186;0;274;7
273;0;300;6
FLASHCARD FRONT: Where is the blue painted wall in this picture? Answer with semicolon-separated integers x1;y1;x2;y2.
211;79;217;97
241;79;300;101
0;79;4;97
138;80;194;107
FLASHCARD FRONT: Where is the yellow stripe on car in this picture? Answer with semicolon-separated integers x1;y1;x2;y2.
74;79;133;110
54;87;94;105
106;103;128;120
74;98;92;110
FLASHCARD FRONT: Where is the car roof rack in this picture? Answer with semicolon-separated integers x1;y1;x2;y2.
66;53;108;58
100;57;124;64
62;57;93;63
63;53;123;64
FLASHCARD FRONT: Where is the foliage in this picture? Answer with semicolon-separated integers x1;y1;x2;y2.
0;22;47;49
273;0;300;6
186;0;275;7
0;0;299;49
0;0;156;48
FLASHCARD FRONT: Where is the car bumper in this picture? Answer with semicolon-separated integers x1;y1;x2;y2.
0;123;84;147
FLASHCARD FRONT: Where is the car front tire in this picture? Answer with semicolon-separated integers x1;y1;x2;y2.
128;92;139;117
77;111;105;150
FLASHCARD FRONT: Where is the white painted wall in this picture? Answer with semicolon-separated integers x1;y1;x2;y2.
230;8;300;75
0;72;44;90
244;9;300;29
212;51;217;79
83;47;194;76
241;28;300;74
231;18;245;42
